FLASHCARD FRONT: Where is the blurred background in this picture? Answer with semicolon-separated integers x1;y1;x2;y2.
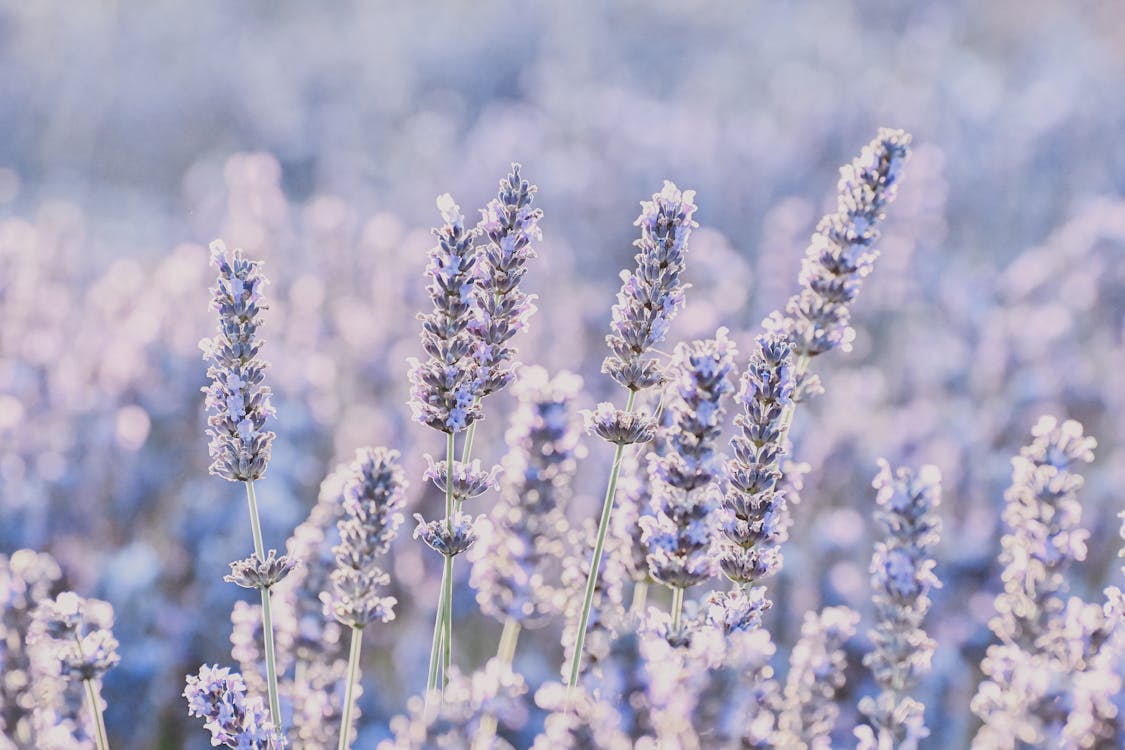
1;1;1124;747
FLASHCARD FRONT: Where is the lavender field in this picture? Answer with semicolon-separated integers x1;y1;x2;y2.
2;2;1125;749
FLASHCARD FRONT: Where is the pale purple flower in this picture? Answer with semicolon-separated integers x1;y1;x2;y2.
603;181;698;392
422;455;501;503
183;665;286;749
472;164;543;397
583;402;656;446
407;194;484;434
31;592;121;682
225;549;297;590
201;240;277;482
412;512;480;558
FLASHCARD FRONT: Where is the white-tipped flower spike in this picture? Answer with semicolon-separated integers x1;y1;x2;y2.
972;416;1101;748
855;461;942;750
472;163;543;397
184;665;286;749
765;129;912;361
603;181;698;392
201;240;277;482
774;606;859;750
407;194;485;435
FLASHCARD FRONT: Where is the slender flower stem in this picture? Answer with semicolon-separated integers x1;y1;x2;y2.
440;552;453;690
244;480;282;729
425;586;447;697
566;388;638;696
473;619;523;750
630;582;649;615
73;633;111;750
670;586;684;630
337;625;364;750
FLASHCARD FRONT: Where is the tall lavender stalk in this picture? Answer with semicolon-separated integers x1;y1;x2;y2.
324;448;406;750
408;194;485;698
640;329;737;628
567;180;696;693
855;461;942;750
202;240;286;728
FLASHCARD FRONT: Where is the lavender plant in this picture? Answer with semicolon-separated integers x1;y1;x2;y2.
855;461;942;750
184;665;285;749
567;180;697;693
201;240;287;727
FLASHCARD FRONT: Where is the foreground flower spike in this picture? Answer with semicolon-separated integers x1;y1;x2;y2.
323;447;407;750
567;181;698;694
711;333;794;630
201;240;276;483
641;330;737;626
202;239;283;729
972;416;1099;748
31;592;120;750
184;665;286;749
774;606;859;750
766;128;912;362
472;163;543;398
855;461;942;750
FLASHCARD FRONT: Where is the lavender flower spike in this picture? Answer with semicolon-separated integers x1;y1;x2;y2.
407;194;484;435
766;128;911;360
30;592;120;750
201;240;276;482
603;180;698;392
855;461;942;750
184;665;286;749
472;163;543;397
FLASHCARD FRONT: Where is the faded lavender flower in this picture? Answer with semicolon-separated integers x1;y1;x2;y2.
765;128;912;360
423;456;500;503
324;447;407;629
201;240;276;482
583;402;656;446
184;665;286;749
31;592;120;683
531;682;632;750
230;601;267;699
717;333;794;593
225;550;297;590
469;367;582;626
602;181;698;392
774;606;859;750
471;163;543;397
413;512;480;558
972;416;1100;748
641;331;736;594
408;194;484;434
611;404;671;589
561;518;628;682
855;461;942;750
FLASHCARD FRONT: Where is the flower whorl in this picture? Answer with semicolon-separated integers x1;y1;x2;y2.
184;665;286;749
408;195;484;434
324;447;407;629
603;181;698;392
201;240;276;482
472;163;543;397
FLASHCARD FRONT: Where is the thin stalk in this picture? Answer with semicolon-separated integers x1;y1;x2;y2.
336;625;364;750
566;388;638;695
244;480;283;729
440;552;453;690
671;586;684;630
630;581;649;615
424;580;447;697
73;633;110;750
473;619;523;750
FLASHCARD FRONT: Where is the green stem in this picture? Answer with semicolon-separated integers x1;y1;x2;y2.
424;574;447;698
244;480;283;730
671;586;684;630
630;582;649;615
474;619;523;750
566;388;638;696
440;552;453;690
337;626;364;750
82;677;111;750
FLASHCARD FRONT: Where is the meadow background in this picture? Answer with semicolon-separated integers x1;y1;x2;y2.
1;1;1124;747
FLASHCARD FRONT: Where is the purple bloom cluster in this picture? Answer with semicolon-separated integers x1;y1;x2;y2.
183;665;286;749
765;128;911;360
31;592;121;683
469;367;583;626
856;461;942;750
324;447;407;629
603;181;698;392
408;195;485;434
201;240;277;482
472;164;543;397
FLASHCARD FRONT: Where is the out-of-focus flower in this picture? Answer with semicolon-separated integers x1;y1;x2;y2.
31;592;121;682
225;550;298;590
183;665;286;749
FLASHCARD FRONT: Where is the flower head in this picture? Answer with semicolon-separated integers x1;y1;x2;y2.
423;455;501;503
584;403;656;446
225;549;297;590
30;592;121;683
184;665;286;749
413;512;480;558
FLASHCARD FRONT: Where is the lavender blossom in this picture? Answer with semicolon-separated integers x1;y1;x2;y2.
413;512;480;558
324;447;407;629
423;455;500;503
469;367;582;627
855;461;942;750
765;129;912;360
471;163;543;397
225;550;297;590
230;601;267;699
583;402;656;446
183;665;286;749
201;240;276;482
407;194;484;434
641;331;737;593
602;181;698;392
717;333;794;593
532;683;632;750
774;606;859;750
